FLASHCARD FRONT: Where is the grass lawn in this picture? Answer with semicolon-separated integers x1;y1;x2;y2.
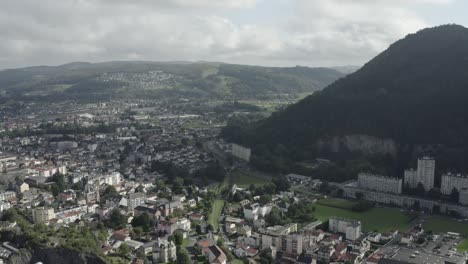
457;239;468;252
230;260;244;264
313;204;413;232
316;198;358;210
208;199;224;230
230;171;271;188
181;238;190;248
423;217;468;236
106;256;127;264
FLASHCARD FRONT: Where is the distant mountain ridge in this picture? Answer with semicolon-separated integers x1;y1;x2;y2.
223;24;468;173
0;61;345;102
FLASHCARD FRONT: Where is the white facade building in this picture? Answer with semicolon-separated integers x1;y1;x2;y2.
153;238;176;263
459;188;468;206
32;207;55;224
329;217;361;241
99;172;122;186
128;192;146;211
441;173;468;195
243;203;272;221
404;157;435;191
358;173;402;194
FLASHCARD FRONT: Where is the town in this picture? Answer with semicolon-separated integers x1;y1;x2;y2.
0;99;467;264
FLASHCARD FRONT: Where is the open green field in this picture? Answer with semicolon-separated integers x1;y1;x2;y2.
316;198;358;210
422;217;468;236
106;256;127;264
457;239;468;252
230;171;272;187
208;199;224;230
314;204;413;232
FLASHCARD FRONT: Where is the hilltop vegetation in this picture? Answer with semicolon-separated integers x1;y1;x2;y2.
0;61;344;102
222;25;468;177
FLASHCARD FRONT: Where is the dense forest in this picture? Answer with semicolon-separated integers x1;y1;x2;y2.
222;25;468;180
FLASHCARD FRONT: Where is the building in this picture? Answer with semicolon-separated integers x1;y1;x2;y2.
459;188;468;205
0;201;11;212
329;217;361;241
206;245;227;264
99;172;122;186
243;203;272;221
418;157;435;191
128;192;146;211
230;144;251;162
358;173;402;194
0;191;16;201
18;182;29;193
256;224;302;255
152;238;176;263
441;173;468;195
403;169;418;189
404;157;435;191
343;181;468;217
32;207;55;224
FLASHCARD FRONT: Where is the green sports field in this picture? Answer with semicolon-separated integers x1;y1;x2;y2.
313;203;413;232
422;217;468;236
316;198;358;210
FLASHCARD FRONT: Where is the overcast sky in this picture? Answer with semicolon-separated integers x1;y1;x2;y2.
1;0;467;69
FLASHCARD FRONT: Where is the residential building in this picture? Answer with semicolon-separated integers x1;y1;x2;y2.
358;173;402;194
128;192;146;211
152;238;176;263
441;173;468;195
329;217;361;241
404;157;435;191
243;203;272;221
206;245;227;264
32;207;55;224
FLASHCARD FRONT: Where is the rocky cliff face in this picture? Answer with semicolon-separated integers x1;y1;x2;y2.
316;134;398;156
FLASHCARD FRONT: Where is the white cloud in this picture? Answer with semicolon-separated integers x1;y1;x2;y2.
0;0;458;69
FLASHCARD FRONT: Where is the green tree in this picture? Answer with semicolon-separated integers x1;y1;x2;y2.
118;243;131;259
107;209;127;229
265;207;282;226
174;231;184;246
176;247;191;264
103;185;118;198
451;188;460;203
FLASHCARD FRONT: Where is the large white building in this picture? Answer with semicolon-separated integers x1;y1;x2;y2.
32;207;55;225
459;188;468;206
99;172;122;186
153;238;176;263
358;173;402;194
230;144;251;162
404;157;435;191
441;173;468;195
243;203;272;221
329;217;361;241
128;192;146;211
257;224;302;255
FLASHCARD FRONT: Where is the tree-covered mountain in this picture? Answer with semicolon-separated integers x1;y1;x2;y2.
222;25;468;177
0;61;344;102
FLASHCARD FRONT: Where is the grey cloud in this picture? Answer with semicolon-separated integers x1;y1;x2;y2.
0;0;454;69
